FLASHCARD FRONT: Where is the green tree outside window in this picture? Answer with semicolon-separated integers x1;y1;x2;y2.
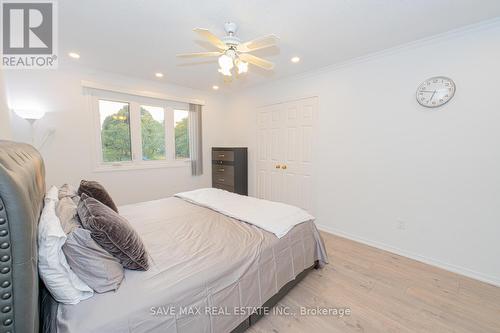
175;113;189;159
101;107;132;162
99;102;190;162
141;107;166;160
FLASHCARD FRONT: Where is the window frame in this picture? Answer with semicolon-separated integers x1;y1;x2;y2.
97;98;133;164
90;90;191;172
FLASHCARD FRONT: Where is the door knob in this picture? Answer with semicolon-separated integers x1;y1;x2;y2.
281;165;287;170
275;164;281;169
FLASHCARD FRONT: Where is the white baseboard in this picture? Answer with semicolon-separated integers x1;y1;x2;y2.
316;223;500;287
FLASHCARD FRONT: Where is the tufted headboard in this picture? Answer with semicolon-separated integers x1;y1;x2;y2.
0;140;46;333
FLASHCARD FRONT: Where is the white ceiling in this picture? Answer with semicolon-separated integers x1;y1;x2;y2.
59;0;500;91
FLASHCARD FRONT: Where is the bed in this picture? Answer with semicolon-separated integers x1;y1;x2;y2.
0;141;328;333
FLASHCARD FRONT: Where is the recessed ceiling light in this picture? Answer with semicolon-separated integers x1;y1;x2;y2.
68;52;80;59
291;56;300;63
155;72;164;78
212;85;219;91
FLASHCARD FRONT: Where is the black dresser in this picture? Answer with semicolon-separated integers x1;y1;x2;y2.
212;147;248;195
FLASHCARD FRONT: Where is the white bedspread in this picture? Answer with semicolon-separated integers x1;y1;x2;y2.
175;188;315;238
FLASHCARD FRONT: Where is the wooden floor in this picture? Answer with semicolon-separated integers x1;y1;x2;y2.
248;232;500;333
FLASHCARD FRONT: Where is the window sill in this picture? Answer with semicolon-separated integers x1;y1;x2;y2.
94;160;191;173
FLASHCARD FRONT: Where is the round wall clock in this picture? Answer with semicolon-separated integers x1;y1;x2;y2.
416;76;456;108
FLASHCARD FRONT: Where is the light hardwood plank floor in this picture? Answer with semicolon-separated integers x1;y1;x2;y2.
247;231;500;333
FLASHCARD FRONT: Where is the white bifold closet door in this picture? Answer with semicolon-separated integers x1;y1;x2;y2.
256;97;318;213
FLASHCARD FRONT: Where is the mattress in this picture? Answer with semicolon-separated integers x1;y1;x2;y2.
56;197;328;333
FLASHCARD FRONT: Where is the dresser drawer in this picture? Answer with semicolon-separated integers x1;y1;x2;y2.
212;150;234;162
213;182;234;192
213;165;234;178
212;173;234;187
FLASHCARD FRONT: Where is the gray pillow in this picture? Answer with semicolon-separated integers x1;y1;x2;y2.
78;180;118;213
56;185;81;234
77;194;149;271
62;228;124;293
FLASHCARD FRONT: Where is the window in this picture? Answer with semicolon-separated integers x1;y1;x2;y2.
174;109;189;159
98;100;132;163
92;92;193;170
141;105;165;161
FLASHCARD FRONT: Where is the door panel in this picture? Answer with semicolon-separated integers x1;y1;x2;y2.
257;170;267;199
271;128;281;162
284;170;299;207
256;97;317;213
287;127;298;162
270;168;284;202
302;126;313;163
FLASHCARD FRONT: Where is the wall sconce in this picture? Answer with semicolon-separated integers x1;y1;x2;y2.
12;109;54;149
14;109;46;124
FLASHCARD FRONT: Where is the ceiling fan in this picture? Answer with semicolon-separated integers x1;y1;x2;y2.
177;22;278;77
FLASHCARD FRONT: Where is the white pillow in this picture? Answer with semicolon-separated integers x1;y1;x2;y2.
38;186;94;304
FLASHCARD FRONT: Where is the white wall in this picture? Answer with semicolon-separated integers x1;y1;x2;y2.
226;22;500;285
4;67;230;204
0;71;12;140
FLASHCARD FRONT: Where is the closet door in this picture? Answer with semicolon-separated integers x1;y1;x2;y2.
257;105;286;202
257;97;317;213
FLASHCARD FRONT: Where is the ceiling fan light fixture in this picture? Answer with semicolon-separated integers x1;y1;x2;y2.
236;60;248;74
218;54;234;71
178;23;277;78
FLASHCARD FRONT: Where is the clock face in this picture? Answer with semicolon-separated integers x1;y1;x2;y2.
416;76;455;108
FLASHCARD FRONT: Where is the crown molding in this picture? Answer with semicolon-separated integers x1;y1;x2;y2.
239;17;500;92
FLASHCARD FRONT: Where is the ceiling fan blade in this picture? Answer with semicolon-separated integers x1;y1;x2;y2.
177;51;222;58
193;28;226;50
237;35;279;53
239;53;275;70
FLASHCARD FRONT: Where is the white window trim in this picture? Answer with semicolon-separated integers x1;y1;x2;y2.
82;80;205;105
87;87;192;172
